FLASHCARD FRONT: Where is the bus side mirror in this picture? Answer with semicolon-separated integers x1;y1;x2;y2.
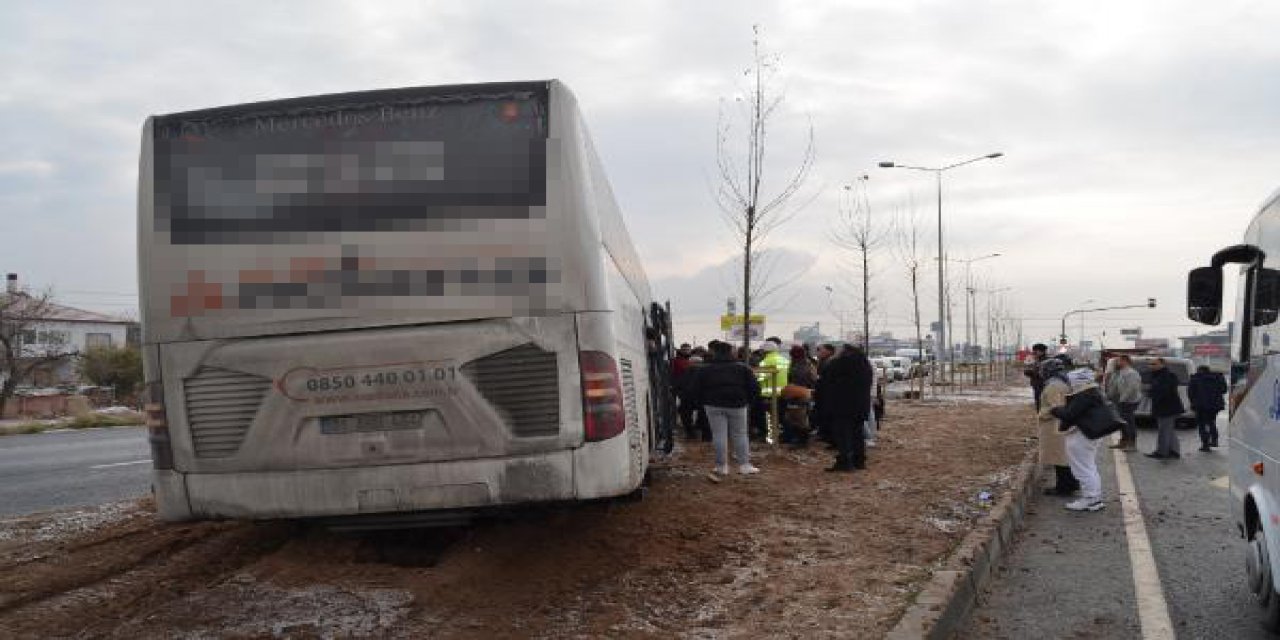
1187;267;1222;325
1255;268;1280;326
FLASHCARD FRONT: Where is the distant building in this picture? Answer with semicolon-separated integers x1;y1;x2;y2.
1180;325;1232;367
792;324;828;346
3;273;134;386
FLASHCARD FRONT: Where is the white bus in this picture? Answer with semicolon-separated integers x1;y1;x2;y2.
1186;186;1280;629
138;80;677;522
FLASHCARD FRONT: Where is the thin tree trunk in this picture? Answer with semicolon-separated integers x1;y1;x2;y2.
911;269;924;397
862;247;870;351
742;218;754;351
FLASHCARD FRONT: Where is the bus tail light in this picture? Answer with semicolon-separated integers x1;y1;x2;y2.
145;381;174;470
579;351;625;442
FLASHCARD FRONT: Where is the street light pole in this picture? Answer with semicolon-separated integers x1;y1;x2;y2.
981;286;1012;379
1076;298;1095;351
935;254;1000;383
1060;300;1157;349
880;152;1004;385
824;286;846;342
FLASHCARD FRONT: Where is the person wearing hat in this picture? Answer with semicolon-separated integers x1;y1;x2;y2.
1051;368;1125;511
1037;357;1080;496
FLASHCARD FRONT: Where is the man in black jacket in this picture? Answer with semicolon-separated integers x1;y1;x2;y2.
1024;343;1050;410
1188;365;1227;451
814;344;874;472
1146;358;1186;460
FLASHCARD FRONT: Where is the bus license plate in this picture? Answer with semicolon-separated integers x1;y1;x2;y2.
319;410;432;435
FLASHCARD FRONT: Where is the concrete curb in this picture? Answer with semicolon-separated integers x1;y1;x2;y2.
886;447;1043;640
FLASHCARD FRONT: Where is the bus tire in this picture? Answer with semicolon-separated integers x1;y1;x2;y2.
1247;526;1280;631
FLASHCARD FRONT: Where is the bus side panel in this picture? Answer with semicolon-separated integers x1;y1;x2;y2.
1233;216;1280;582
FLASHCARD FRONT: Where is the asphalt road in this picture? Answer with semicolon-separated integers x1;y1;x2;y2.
968;417;1266;639
0;427;151;517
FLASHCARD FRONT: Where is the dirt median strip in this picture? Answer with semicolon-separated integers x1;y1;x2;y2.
885;446;1042;640
0;399;1036;638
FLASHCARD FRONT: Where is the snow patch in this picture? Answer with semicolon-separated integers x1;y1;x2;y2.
183;575;413;639
0;499;142;542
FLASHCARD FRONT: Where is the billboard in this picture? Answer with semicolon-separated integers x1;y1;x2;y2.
1192;344;1228;357
720;314;765;340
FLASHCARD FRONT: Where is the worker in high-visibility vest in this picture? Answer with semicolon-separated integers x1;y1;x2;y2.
751;340;790;439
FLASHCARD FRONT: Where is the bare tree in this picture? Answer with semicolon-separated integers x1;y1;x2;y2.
893;200;928;396
832;179;889;352
0;289;74;417
715;25;816;348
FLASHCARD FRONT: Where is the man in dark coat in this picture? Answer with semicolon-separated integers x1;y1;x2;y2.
814;344;874;472
812;343;838;445
1146;358;1186;460
1188;365;1228;452
1024;343;1050;411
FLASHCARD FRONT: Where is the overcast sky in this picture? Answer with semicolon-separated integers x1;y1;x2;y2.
4;0;1278;348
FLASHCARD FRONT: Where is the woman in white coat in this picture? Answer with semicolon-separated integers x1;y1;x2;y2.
1036;357;1080;495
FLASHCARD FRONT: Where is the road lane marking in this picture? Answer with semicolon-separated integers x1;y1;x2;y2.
89;459;151;469
1113;447;1176;639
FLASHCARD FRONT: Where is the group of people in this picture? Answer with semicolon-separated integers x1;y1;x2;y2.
671;337;880;476
1025;343;1229;513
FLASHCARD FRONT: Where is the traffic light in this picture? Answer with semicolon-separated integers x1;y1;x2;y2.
1147;297;1157;308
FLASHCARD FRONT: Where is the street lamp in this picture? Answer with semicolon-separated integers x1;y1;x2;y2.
1076;298;1096;350
937;253;1002;362
980;286;1013;381
880;152;1004;383
1060;299;1158;348
824;285;847;342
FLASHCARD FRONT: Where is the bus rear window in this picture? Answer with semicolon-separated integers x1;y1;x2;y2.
153;89;548;245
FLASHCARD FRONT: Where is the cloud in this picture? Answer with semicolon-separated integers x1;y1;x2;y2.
0;160;55;176
3;0;1278;348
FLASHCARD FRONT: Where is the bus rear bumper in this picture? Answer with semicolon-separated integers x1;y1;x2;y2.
154;450;578;521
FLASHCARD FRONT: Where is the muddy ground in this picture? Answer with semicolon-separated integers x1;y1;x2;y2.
0;399;1034;639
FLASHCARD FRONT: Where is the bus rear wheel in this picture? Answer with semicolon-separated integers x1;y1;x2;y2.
1247;526;1280;631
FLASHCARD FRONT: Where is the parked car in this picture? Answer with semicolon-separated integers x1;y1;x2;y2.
1130;356;1196;428
871;357;907;381
884;356;910;381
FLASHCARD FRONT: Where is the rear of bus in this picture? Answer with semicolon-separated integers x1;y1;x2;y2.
138;80;648;521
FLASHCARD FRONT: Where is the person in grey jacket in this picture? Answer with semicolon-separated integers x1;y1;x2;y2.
1104;355;1143;451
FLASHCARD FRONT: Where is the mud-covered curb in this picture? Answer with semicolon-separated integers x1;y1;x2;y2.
886;447;1041;640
